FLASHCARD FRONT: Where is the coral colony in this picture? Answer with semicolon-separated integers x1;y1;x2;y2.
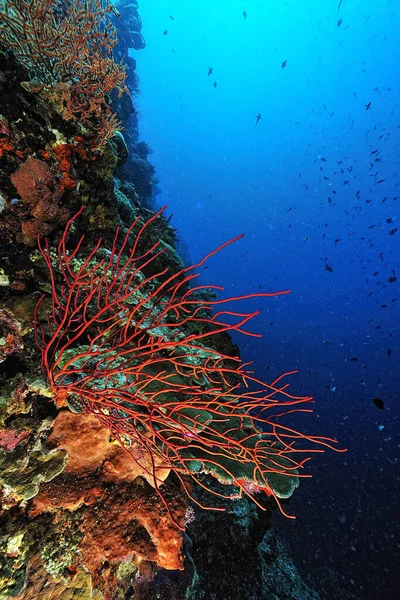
0;0;127;150
35;207;342;529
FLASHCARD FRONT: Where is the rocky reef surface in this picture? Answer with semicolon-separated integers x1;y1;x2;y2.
0;3;321;599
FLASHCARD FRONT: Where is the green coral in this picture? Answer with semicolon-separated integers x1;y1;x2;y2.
0;530;29;599
0;445;67;502
40;512;83;579
183;431;300;501
94;142;118;180
114;187;137;225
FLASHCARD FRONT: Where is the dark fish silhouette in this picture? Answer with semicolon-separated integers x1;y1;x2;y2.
163;29;168;35
243;11;247;20
281;60;287;68
338;0;344;12
365;102;372;111
255;113;261;126
325;264;333;273
208;67;213;76
213;81;217;88
337;19;343;27
373;397;384;410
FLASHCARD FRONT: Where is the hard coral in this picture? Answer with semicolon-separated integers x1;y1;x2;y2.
0;444;67;502
14;554;104;600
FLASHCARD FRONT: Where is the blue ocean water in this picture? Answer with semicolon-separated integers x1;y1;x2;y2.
130;1;398;598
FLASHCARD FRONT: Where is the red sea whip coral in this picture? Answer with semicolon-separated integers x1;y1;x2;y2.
35;207;343;528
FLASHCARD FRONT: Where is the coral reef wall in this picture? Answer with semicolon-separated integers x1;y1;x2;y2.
0;2;323;599
0;3;185;595
112;0;158;207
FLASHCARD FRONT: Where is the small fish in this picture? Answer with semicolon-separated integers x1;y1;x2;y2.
388;276;397;283
337;19;343;27
169;15;174;20
325;264;333;273
208;67;213;76
388;349;392;356
213;81;217;88
349;357;358;362
337;0;344;12
243;10;247;20
365;102;372;111
163;29;168;35
330;386;337;392
111;5;120;18
281;60;287;69
255;113;261;126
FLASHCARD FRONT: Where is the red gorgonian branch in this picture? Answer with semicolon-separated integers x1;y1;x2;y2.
35;207;344;529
